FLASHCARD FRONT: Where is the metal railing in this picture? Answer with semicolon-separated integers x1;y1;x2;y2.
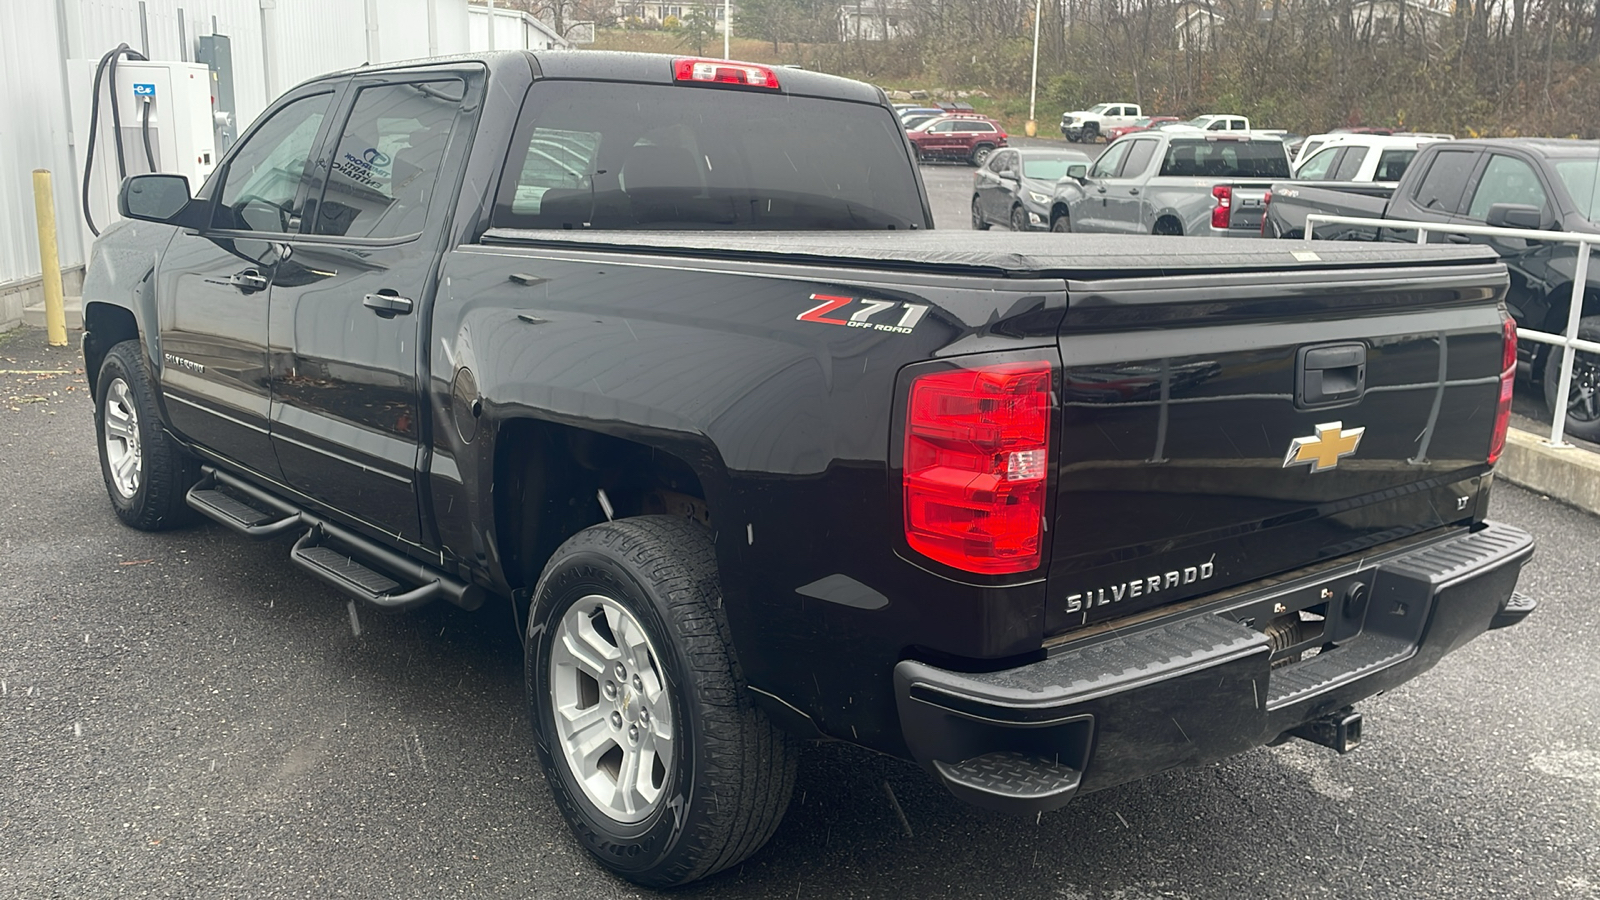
1305;213;1599;447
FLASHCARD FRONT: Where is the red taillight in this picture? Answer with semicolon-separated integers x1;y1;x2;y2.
1489;316;1517;465
1211;185;1232;229
903;361;1053;575
1260;190;1272;235
672;57;780;89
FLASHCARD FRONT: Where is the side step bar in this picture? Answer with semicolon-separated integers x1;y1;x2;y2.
186;467;482;612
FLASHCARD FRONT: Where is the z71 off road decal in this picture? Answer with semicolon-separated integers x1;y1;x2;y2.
797;293;929;335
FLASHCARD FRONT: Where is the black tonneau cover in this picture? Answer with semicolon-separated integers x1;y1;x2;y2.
481;229;1499;279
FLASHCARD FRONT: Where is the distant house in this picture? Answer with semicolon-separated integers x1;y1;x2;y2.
1174;2;1222;51
612;1;733;31
839;1;912;41
1351;0;1452;42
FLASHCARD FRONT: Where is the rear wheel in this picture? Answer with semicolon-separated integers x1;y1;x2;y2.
971;144;994;166
971;196;990;230
95;340;199;531
527;516;797;888
1010;205;1028;232
1153;217;1184;236
1542;315;1600;443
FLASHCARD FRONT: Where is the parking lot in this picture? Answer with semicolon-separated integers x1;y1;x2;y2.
3;166;1599;899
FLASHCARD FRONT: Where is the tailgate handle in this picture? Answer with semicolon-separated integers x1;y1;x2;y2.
1297;342;1367;408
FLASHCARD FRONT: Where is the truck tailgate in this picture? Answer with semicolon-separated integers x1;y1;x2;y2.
1047;261;1510;635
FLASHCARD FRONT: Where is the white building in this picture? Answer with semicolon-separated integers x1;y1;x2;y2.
838;2;912;41
469;2;576;49
1;0;482;330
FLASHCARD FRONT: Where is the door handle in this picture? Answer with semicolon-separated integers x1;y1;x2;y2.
228;270;269;292
363;292;414;317
1096;186;1108;194
1128;188;1140;195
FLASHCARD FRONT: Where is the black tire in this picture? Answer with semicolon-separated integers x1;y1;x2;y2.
1082;122;1099;142
94;340;199;530
526;516;798;888
1541;315;1600;443
971;196;990;230
1010;205;1028;232
1051;211;1072;233
971;143;994;166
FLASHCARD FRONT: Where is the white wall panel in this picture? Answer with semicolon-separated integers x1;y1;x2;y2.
1;0;477;288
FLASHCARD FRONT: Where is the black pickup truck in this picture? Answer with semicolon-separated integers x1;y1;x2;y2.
1264;138;1600;438
85;51;1535;887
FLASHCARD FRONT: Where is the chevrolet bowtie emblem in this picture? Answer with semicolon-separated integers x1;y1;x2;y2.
1283;421;1365;473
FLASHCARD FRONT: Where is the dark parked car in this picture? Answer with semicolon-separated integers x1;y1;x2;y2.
907;114;1008;165
972;146;1093;231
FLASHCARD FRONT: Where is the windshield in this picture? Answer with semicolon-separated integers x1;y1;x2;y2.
1159;139;1291;178
1086;104;1112;114
494;81;927;231
1023;158;1083;180
1554;157;1600;221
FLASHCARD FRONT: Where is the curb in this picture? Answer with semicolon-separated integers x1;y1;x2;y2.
1496;427;1600;517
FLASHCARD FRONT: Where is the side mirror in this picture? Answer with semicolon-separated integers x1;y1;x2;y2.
1484;203;1542;231
1066;163;1088;183
118;174;192;223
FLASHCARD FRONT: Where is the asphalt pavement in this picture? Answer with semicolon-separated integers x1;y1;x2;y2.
3;174;1599;898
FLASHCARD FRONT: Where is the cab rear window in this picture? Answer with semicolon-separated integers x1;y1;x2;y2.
493;80;926;230
1158;140;1290;178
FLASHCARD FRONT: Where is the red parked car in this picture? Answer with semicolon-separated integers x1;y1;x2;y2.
1103;115;1180;141
907;114;1009;166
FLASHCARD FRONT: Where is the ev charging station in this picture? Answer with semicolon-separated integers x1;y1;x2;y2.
68;55;218;251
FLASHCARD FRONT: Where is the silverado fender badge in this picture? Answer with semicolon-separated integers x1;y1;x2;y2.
1284;421;1365;473
797;293;929;335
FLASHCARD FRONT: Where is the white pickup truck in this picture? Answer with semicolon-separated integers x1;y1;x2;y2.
1060;102;1142;142
1159;114;1250;133
1290;133;1452;183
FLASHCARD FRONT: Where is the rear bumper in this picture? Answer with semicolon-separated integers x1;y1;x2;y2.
894;521;1534;814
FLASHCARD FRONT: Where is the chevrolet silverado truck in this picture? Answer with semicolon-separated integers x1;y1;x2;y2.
1049;131;1290;236
85;50;1535;887
1264;138;1600;439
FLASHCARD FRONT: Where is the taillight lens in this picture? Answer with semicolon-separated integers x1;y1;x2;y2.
672;57;780;89
1260;190;1272;235
1211;185;1232;229
903;361;1053;574
1489;316;1517;464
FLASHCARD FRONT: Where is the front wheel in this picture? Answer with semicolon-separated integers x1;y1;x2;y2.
527;516;798;888
1542;315;1600;442
971;196;990;230
95;340;199;530
1051;211;1072;233
1010;205;1028;232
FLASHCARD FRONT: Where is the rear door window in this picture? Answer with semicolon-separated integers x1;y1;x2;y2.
493;80;925;230
1374;149;1416;181
1411;149;1479;213
315;79;465;239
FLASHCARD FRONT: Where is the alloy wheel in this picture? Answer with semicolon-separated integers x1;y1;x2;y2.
102;377;142;499
549;594;676;824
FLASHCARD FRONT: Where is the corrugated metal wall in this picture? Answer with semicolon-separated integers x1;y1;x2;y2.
0;0;471;291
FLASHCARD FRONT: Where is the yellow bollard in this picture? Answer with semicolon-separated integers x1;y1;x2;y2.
1025;120;1038;138
31;169;68;347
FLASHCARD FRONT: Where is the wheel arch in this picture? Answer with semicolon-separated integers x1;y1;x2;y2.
82;302;139;401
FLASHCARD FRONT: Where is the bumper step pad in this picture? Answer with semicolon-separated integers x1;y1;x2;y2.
933;752;1083;812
